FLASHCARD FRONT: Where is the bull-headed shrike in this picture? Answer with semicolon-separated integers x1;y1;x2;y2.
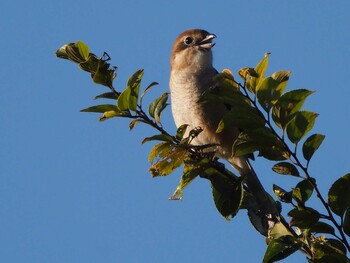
169;29;278;224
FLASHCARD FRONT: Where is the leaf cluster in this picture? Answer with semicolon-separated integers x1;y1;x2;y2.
56;42;349;262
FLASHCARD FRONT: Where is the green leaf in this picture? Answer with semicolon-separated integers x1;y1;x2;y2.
78;53;99;73
56;43;72;60
176;124;189;140
148;146;187;177
312;238;347;260
213;69;239;90
233;127;287;158
211;174;243;220
272;89;314;130
169;158;210;200
142;134;174;144
286;111;319;144
343;208;350;237
118;69;144;111
238;67;259;81
216;106;265;132
91;57;116;87
269;222;294;240
61;41;90;63
140;81;159;107
148;93;169;123
302;134;325;162
94;92;119;100
81;104;124;114
169;168;198;200
75;41;89;61
288;207;320;229
328;173;350;217
200;85;251;109
263;235;300;263
309;222;335;235
246;53;269;94
257;70;290;111
273;184;292;203
272;162;300;177
292;179;314;205
258;148;290;161
129;119;147;131
148;143;172;163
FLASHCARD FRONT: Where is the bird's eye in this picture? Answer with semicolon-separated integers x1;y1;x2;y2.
184;36;193;45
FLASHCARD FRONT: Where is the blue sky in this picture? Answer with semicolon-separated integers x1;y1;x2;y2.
1;1;349;262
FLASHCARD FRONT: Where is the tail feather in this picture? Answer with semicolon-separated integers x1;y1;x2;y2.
228;156;279;219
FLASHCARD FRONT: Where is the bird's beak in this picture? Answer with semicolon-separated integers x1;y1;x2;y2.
197;34;216;49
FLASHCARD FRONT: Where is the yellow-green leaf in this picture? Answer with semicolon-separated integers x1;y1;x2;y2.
118;69;144;111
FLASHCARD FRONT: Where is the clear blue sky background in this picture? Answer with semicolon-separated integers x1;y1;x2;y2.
1;1;349;262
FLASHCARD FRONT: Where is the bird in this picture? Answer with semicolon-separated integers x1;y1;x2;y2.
169;29;278;225
169;29;249;174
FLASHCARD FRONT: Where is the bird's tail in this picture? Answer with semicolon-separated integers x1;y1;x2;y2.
228;156;279;228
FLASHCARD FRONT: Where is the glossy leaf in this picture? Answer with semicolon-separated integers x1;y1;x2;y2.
286;111;319;144
273;184;292;203
74;41;89;61
328;173;350;216
99;110;122;121
257;70;290;111
263;235;300;263
302;134;325;162
272;162;300;177
246;53;269;94
288;207;320;229
148;92;169;123
272;89;314;130
118;69;144;111
292;179;314;205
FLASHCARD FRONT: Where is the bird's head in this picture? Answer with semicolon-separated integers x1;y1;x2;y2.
170;29;216;73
